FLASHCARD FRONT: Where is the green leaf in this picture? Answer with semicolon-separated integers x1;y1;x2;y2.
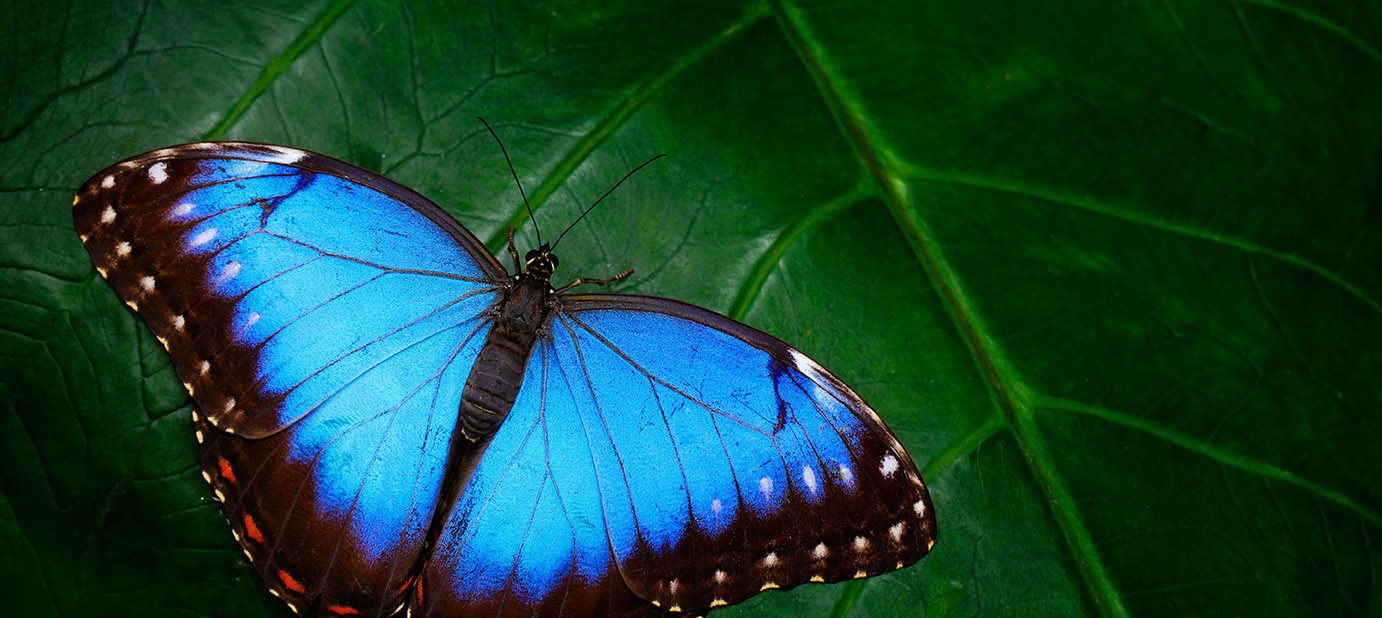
1;0;1377;616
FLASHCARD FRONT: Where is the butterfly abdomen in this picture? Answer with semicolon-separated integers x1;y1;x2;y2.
459;275;554;440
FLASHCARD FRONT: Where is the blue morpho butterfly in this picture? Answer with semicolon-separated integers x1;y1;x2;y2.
72;128;936;617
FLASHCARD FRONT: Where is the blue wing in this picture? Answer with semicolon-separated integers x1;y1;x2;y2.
74;143;506;616
416;295;936;616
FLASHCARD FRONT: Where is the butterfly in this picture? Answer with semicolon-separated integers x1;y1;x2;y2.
72;137;937;617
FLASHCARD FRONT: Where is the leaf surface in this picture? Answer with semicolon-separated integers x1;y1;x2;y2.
0;1;1377;616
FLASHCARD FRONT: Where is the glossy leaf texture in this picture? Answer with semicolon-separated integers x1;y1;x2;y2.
1;1;1377;617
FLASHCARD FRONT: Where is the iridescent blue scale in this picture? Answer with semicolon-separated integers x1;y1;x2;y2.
73;141;936;617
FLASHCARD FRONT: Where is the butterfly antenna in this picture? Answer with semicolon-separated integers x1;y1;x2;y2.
479;117;542;245
552;153;667;249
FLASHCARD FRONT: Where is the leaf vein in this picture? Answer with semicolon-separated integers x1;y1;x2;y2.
1042;395;1382;529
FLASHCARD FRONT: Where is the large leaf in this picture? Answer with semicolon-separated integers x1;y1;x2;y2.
1;0;1377;616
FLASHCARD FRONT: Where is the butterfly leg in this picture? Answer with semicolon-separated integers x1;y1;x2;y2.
508;226;522;273
554;268;633;293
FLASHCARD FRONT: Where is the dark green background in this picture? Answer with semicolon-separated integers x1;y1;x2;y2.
2;0;1378;616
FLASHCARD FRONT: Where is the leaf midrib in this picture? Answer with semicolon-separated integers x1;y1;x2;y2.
764;1;1132;617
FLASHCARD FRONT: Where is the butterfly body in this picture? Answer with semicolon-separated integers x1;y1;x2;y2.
460;256;557;441
73;142;937;617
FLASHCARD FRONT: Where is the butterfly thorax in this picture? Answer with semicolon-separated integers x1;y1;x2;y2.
456;247;558;441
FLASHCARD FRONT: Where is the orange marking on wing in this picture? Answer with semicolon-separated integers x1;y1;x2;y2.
217;457;237;484
279;569;306;593
242;513;264;543
325;605;361;615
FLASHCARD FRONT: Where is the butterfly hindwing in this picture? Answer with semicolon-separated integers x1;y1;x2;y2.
416;294;936;616
75;143;508;615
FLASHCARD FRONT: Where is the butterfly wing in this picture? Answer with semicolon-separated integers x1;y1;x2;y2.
415;338;659;617
415;294;935;616
74;143;506;615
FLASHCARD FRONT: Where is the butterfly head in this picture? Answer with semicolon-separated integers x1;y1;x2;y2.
523;244;559;282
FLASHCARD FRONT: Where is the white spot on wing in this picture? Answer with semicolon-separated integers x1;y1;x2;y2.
200;360;210;375
195;429;204;444
245;312;260;328
200;470;211;483
140;276;155;292
261;147;306;165
813;542;828;558
789;348;836;405
802;465;818;495
714;570;726;583
853;536;868;551
101;207;116;223
890;522;905;541
881;454;899;478
173;202;195;217
759;476;773;502
191;228;217;247
711;498;721;515
148;162;168;184
101;175;115;189
839;464;855;487
788;349;823;380
223;398;236;413
668;579;679;594
173;315;185;330
220;261;241;281
914;500;926;517
763;552;778;567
